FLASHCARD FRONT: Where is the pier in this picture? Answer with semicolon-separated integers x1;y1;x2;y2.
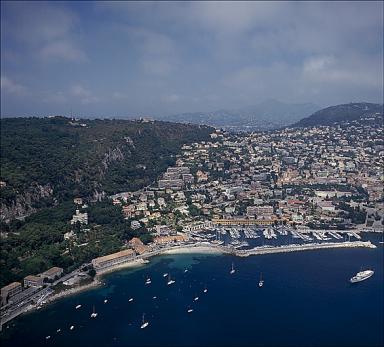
233;241;376;257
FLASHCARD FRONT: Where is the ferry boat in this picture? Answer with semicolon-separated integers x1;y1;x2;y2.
140;314;149;329
167;274;175;285
230;262;236;274
350;270;374;283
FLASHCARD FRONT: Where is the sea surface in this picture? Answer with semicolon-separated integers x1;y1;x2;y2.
1;234;383;347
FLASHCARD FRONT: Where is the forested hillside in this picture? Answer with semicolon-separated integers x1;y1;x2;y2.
0;117;213;221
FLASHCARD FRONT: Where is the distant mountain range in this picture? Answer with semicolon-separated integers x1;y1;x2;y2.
160;100;320;131
292;102;383;128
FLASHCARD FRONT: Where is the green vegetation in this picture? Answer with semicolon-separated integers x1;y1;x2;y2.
1;117;213;212
0;116;213;287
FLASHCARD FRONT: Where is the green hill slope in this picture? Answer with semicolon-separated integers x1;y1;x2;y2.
0;116;213;221
292;102;383;127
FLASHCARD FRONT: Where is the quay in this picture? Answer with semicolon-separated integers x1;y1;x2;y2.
234;241;376;257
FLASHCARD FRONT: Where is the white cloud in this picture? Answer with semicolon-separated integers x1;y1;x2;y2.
3;2;87;63
70;84;99;104
40;40;87;62
1;76;27;95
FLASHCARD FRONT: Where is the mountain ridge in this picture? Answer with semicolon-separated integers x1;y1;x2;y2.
292;102;383;127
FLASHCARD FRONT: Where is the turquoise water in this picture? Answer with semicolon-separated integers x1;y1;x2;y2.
1;235;383;347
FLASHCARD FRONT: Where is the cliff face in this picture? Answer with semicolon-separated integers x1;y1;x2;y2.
0;183;53;222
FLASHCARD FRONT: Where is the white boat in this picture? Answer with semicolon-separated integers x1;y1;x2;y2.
129;298;134;302
163;273;168;277
350;270;374;283
167;274;175;285
194;296;199;301
152;296;157;299
203;288;208;293
140;313;149;329
56;329;61;333
187;308;194;313
75;304;82;309
230;262;236;274
90;305;98;318
184;269;188;273
258;272;264;287
46;336;51;340
70;325;74;330
104;299;108;304
145;277;152;285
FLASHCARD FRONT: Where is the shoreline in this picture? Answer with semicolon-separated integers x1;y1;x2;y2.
0;239;377;328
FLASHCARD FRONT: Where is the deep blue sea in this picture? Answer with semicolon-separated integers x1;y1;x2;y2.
1;234;383;347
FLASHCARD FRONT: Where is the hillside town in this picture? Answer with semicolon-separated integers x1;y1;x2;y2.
1;114;383;328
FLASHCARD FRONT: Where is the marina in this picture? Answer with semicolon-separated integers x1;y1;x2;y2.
0;241;382;347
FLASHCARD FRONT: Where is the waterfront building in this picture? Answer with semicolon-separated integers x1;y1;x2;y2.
128;237;149;255
212;218;275;226
40;267;63;281
92;249;135;271
182;221;214;233
1;282;22;306
153;234;188;244
24;275;44;288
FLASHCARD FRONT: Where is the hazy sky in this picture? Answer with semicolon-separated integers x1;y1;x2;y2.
1;1;383;117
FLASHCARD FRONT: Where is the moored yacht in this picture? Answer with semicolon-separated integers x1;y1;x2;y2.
167;274;175;285
140;313;149;329
258;272;264;287
90;305;98;318
350;270;374;283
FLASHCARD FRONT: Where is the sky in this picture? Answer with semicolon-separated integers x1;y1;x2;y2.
1;1;383;118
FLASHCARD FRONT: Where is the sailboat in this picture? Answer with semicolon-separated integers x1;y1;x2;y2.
258;272;264;287
167;274;175;285
90;305;98;318
379;233;384;244
145;276;152;285
230;262;236;274
140;313;149;329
